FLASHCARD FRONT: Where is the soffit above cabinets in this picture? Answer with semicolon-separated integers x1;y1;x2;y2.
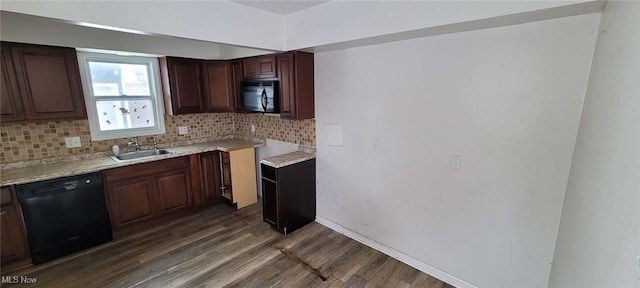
231;0;329;15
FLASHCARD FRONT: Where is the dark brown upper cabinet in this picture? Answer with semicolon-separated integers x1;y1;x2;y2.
1;42;86;122
202;61;235;113
242;55;277;80
231;61;243;112
277;51;314;120
1;45;24;122
160;57;205;115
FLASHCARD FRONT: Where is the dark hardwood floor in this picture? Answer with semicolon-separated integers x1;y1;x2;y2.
6;203;452;288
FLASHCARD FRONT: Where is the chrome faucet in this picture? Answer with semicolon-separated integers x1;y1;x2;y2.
128;137;140;152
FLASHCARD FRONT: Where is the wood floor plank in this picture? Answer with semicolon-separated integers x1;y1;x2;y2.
6;202;452;288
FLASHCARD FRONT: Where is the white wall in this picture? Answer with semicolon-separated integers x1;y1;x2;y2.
315;13;600;288
548;2;640;287
0;1;285;50
2;1;600;53
0;12;223;59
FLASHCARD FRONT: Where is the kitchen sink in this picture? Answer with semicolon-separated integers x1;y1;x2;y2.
111;149;172;162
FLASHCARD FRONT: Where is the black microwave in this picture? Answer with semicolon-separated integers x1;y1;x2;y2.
241;81;278;113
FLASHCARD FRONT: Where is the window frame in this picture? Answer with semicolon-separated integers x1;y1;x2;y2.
77;52;166;141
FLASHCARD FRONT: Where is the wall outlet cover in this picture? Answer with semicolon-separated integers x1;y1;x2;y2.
450;154;462;169
637;256;640;280
177;126;188;135
64;136;81;148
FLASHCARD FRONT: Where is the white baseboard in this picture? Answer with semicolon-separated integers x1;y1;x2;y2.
315;216;477;288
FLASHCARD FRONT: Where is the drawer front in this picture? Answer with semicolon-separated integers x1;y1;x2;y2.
261;164;276;181
104;156;190;181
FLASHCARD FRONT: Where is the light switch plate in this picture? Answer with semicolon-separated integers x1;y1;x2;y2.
177;126;188;135
450;154;462;169
65;136;81;148
636;256;640;279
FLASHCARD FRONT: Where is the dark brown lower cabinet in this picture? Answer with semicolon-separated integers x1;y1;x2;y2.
198;152;222;206
108;177;156;227
0;186;32;273
261;159;316;235
104;157;192;234
156;169;192;215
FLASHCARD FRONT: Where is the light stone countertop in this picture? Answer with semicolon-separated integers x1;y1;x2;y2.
1;138;264;186
260;151;316;169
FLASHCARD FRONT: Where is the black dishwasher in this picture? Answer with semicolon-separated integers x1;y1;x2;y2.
16;172;112;264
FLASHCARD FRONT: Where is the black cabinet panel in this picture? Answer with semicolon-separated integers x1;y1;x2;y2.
262;179;277;226
260;159;315;235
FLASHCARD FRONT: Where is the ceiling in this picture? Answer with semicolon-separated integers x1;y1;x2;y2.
231;0;328;15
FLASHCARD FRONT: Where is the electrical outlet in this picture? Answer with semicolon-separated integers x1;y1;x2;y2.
177;126;188;135
64;136;81;148
334;195;340;206
636;256;640;280
251;124;256;133
450;154;462;169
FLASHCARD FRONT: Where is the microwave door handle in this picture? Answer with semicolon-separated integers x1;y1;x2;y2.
261;89;267;111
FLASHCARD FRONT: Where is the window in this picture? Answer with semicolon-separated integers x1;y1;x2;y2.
77;52;165;141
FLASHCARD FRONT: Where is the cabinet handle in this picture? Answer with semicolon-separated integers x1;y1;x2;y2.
261;89;267;111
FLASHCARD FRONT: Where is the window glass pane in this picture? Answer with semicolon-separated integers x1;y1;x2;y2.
96;99;156;131
88;61;151;96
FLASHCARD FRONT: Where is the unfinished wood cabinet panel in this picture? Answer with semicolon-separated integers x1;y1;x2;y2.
224;148;257;209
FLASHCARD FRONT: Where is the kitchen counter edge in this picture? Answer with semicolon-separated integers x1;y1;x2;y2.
260;151;316;169
1;139;264;186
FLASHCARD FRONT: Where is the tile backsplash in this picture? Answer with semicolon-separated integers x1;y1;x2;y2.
0;113;314;164
1;113;234;163
233;114;315;147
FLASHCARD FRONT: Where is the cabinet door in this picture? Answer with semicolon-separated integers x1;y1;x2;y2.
0;205;30;266
1;45;25;122
202;61;234;112
277;52;314;120
231;61;243;111
242;56;276;79
242;58;258;80
261;178;278;228
11;44;86;120
229;148;257;209
277;53;296;118
155;169;192;215
257;56;277;78
107;177;156;229
165;57;204;114
199;152;222;204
